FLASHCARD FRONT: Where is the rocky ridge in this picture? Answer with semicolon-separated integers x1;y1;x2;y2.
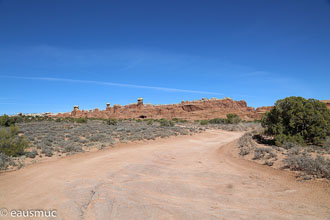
56;97;262;120
55;98;330;121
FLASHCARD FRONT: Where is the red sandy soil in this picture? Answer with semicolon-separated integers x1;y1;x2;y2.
0;130;329;220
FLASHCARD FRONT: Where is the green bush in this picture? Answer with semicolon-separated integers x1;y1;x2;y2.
0;153;12;170
0;114;18;127
107;118;117;125
25;150;38;158
207;114;241;125
172;118;188;123
0;126;29;156
172;118;179;122
200;120;209;125
226;114;241;124
75;117;88;123
209;118;226;124
55;118;62;122
159;119;174;127
262;96;330;146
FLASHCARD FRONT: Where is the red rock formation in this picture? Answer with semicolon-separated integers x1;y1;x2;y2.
54;98;330;121
255;106;273;115
55;97;266;120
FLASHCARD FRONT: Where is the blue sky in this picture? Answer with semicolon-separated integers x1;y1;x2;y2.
1;0;330;114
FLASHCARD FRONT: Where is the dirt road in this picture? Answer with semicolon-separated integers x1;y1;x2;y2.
0;130;329;220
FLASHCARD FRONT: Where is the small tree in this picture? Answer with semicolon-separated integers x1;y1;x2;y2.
262;96;330;146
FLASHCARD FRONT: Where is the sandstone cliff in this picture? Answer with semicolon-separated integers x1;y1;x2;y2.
55;98;330;121
56;97;262;121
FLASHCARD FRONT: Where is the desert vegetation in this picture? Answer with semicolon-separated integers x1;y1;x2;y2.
0;112;262;171
0;125;30;170
237;97;330;180
262;96;330;146
2;97;330;182
0;116;205;170
198;114;261;131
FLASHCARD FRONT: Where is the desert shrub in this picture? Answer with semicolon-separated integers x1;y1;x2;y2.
281;141;302;150
159;119;174;127
55;118;62;122
41;146;53;157
25;150;38;158
238;132;256;148
226;114;241;124
28;136;35;141
0;153;12;170
0;114;17;127
0;126;29;156
172;118;179;122
72;136;81;143
107;118;117;125
283;152;330;179
19;115;51;123
266;152;277;159
89;133;107;142
42;138;53;146
177;129;188;135
78;139;87;144
262;96;330;146
264;160;274;166
253;147;271;160
253;150;264;160
200;120;209;125
64;144;83;153
239;147;250;156
65;133;72;138
209;118;226;124
75;117;88;123
147;120;153;125
172;118;188;123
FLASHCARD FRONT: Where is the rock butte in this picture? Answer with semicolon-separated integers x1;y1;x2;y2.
55;98;330;121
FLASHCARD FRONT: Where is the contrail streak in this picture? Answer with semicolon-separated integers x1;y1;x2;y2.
1;76;223;95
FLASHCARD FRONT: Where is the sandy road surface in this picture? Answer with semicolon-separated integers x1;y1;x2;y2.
0;130;329;220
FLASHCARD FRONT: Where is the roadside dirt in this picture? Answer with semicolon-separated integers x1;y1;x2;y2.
0;130;329;220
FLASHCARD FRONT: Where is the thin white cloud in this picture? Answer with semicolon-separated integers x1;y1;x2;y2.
1;76;223;95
